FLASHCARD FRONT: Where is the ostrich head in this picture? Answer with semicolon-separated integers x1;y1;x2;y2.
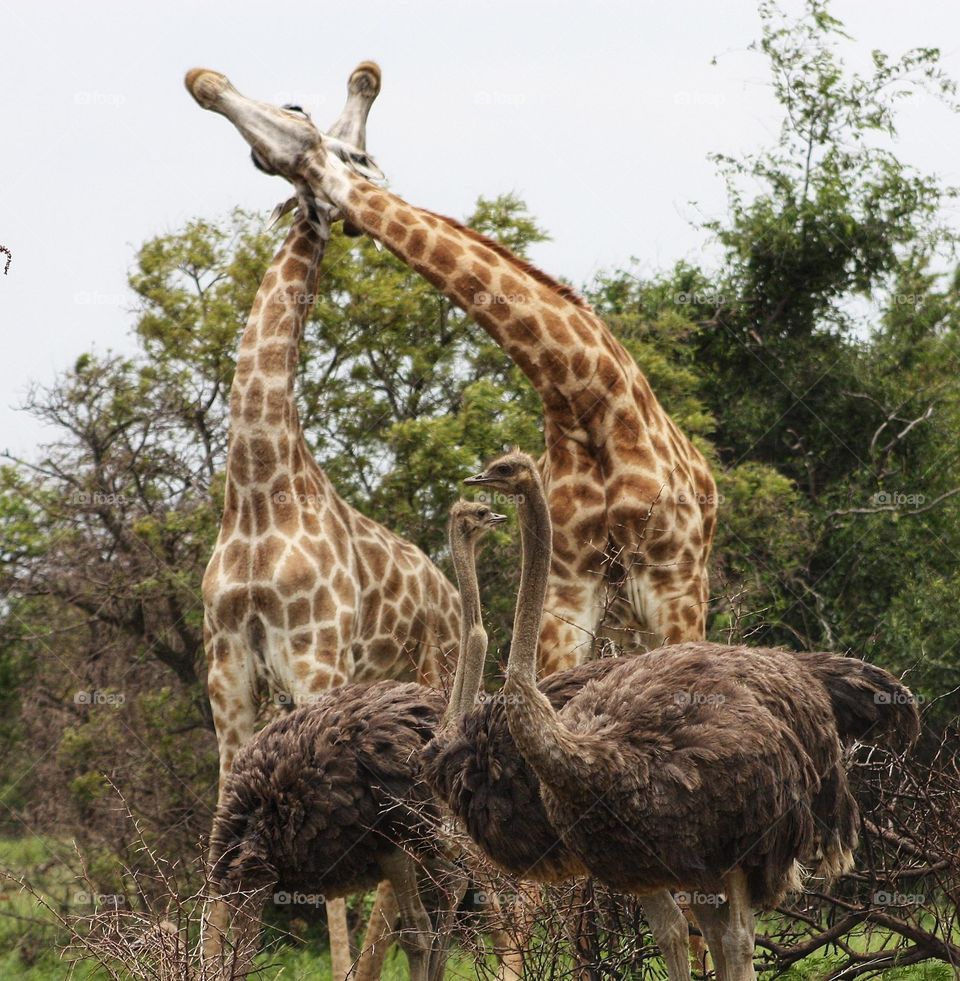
463;449;541;501
448;500;507;543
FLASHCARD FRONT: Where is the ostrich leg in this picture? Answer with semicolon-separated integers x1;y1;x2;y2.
688;897;729;980
353;884;400;981
381;851;434;981
327;897;352;979
641;891;693;981
717;871;756;981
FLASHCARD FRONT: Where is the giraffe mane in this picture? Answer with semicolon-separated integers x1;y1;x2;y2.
424;211;589;310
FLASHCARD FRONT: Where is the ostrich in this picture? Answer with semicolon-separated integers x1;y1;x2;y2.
459;449;920;981
425;557;695;976
203;502;504;981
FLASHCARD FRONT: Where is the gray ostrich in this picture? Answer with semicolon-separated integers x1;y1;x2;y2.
202;502;504;981
425;518;695;978
453;449;919;981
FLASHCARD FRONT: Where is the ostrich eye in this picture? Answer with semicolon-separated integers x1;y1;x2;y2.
478;508;489;518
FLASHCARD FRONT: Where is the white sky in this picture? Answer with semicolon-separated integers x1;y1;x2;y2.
1;1;958;457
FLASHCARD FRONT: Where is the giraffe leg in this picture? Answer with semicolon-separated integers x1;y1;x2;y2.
675;892;710;975
642;890;692;981
200;895;230;976
717;871;756;981
353;881;400;981
380;851;433;981
199;887;268;981
638;566;708;649
207;659;259;807
203;661;258;975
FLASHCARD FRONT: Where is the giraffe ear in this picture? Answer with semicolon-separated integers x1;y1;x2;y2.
325;135;386;184
266;197;298;229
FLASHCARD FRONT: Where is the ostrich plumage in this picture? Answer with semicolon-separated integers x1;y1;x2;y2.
456;448;919;979
208;680;445;901
423;656;612;881
204;680;450;979
423;640;917;899
530;642;917;906
204;501;506;980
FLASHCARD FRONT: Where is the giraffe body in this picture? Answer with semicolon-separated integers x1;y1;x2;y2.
185;68;716;679
202;216;460;780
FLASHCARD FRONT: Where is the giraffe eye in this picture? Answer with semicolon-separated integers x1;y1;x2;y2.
283;104;308;119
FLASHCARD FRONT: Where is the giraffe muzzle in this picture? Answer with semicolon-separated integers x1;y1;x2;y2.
184;68;231;109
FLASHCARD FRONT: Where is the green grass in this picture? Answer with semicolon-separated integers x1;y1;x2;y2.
0;836;951;979
252;944;483;980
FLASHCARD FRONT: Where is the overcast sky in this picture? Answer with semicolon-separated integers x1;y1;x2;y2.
1;1;958;458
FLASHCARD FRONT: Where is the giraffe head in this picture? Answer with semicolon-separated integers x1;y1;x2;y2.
184;65;383;219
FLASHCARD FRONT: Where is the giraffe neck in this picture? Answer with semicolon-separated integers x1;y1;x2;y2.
226;217;326;501
303;159;639;416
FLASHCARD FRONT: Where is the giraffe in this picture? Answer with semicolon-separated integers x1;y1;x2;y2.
198;64;460;980
185;69;718;681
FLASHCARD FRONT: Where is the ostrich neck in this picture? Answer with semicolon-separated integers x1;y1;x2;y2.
446;535;486;720
503;480;590;793
507;484;552;692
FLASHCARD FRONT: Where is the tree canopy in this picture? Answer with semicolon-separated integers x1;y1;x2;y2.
0;2;957;925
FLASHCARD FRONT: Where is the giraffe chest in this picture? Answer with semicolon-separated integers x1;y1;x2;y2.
202;522;358;628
